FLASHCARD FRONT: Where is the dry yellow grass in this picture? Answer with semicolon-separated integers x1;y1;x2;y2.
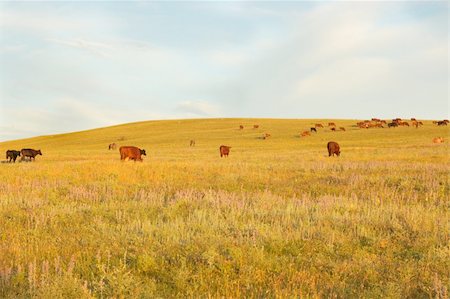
0;118;449;298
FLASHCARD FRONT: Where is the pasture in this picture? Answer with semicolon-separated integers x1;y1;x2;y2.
0;118;448;298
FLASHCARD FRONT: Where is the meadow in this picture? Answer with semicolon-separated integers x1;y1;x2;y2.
0;118;448;298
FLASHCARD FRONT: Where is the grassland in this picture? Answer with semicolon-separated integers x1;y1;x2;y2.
0;118;448;298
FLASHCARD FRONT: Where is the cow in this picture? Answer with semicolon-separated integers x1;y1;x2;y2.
411;118;417;121
388;122;398;128
432;137;444;144
301;131;311;137
219;145;231;157
119;146;146;162
20;149;42;161
6;150;20;163
331;127;336;131
315;124;324;128
310;127;317;133
190;140;196;147
239;125;244;130
444;119;449;123
328;122;336;127
108;143;117;150
437;121;447;126
253;125;259;129
372;118;381;122
262;133;271;140
339;127;346;131
327;141;340;157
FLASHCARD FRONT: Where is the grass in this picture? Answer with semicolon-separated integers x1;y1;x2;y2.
0;118;449;298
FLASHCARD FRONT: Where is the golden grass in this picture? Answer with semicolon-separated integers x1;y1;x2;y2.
0;118;449;298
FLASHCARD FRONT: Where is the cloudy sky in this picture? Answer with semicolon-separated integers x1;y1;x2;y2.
0;1;448;140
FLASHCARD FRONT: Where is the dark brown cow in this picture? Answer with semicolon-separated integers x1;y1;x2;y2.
315;123;324;128
331;127;336;131
108;143;117;150
437;121;447;126
262;133;271;139
411;118;417;121
328;122;336;127
190;140;196;147
253;125;259;129
6;150;20;163
388;122;398;128
310;127;317;133
20;149;42;161
219;145;231;157
327;141;340;157
119;146;146;161
239;125;244;130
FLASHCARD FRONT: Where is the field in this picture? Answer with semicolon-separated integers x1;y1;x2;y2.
0;118;448;298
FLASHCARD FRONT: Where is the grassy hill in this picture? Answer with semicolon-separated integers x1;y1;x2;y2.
0;118;448;298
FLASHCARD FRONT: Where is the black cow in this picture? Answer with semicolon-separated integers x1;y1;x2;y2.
6;150;20;163
310;127;317;133
20;149;42;161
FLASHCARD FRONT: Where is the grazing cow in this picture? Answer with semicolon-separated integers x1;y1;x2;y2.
239;125;244;130
432;137;444;144
388;122;398;128
301;131;311;137
253;125;259;129
190;140;195;147
418;121;423;126
339;127;346;131
108;143;117;150
331;127;336;131
219;145;231;157
327;141;340;157
398;121;409;127
437;121;447;126
119;146;146;161
20;149;42;161
262;133;271;139
315;124;324;128
310;127;317;133
328;122;336;127
6;150;20;163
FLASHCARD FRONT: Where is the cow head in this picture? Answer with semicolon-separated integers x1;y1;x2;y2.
37;150;42;155
140;149;146;156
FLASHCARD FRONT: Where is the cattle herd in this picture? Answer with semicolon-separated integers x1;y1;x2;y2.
2;119;447;163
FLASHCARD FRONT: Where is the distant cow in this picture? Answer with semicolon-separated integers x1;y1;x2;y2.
331;127;336;131
253;125;259;129
433;137;444;144
239;125;244;130
219;145;231;157
372;118;381;122
20;149;42;161
327;141;340;157
339;127;346;131
6;150;20;163
411;118;416;121
437;121;447;126
310;127;317;133
119;146;146;161
301;131;311;137
190;140;196;147
328;122;336;127
108;143;117;150
315;124;324;128
388;122;398;128
262;133;271;139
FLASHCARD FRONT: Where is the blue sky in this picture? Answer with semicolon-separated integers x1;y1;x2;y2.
0;1;448;140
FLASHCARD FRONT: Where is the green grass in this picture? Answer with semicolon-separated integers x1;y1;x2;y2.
0;118;449;298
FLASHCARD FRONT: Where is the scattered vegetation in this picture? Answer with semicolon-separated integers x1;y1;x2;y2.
0;118;448;298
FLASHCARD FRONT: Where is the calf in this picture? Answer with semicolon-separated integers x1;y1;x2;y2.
219;145;231;157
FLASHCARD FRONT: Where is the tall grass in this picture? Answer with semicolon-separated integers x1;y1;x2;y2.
0;118;448;297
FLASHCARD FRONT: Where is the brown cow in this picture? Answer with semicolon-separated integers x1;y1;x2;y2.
253;125;259;129
262;133;271;139
20;149;42;161
411;118;416;121
432;137;444;144
315;124;324;128
301;131;311;137
190;140;196;147
119;146;146;161
339;127;346;131
331;127;336;131
219;145;231;157
437;121;447;126
328;122;336;127
327;141;340;157
108;143;117;150
239;125;244;130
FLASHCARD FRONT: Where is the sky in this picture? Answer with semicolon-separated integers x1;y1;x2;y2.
0;1;448;140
